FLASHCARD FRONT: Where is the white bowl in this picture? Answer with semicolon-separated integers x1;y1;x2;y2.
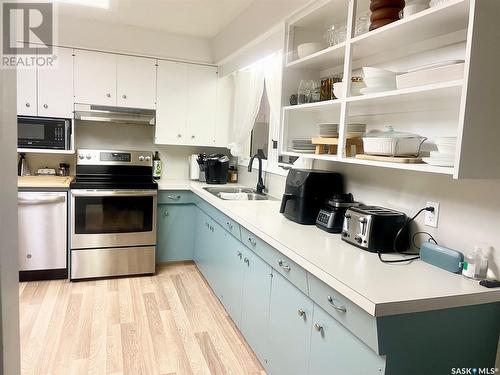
297;43;324;59
362;67;397;78
333;82;344;98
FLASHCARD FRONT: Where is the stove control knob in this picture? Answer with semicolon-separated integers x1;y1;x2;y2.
138;155;145;161
86;154;91;160
354;235;363;244
145;156;151;162
78;154;84;160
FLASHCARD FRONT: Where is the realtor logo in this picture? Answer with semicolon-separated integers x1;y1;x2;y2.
3;2;53;55
2;2;57;68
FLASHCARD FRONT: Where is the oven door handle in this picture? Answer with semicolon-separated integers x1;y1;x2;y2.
71;190;158;197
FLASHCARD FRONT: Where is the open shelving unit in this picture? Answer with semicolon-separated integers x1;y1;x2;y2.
279;0;500;179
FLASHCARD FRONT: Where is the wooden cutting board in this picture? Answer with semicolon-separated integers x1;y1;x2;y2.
18;176;75;188
355;154;424;164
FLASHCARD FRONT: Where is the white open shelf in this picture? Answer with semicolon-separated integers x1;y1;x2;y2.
281;0;500;178
351;0;470;61
346;80;464;116
341;156;454;175
286;43;346;70
284;99;341;113
17;148;76;154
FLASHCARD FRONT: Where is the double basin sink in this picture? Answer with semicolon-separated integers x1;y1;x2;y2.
203;187;277;201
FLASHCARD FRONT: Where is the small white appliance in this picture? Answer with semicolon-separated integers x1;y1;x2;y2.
188;154;200;180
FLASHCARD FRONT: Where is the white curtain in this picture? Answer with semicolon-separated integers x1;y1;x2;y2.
229;64;265;157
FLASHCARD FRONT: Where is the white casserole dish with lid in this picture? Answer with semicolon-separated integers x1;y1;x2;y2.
362;126;427;157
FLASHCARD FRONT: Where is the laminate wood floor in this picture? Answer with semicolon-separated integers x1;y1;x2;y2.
19;262;266;375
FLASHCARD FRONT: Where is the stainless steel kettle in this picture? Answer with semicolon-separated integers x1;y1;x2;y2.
18;153;31;176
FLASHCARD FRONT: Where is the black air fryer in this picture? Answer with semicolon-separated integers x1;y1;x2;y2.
280;169;344;225
205;154;229;184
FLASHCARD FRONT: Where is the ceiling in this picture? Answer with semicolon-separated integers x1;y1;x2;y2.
57;0;255;38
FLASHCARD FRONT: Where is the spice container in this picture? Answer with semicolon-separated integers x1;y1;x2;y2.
228;166;238;183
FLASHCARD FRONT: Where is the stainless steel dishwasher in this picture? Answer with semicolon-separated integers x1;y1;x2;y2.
18;191;68;280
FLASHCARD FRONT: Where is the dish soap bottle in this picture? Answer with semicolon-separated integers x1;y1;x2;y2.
153;151;162;180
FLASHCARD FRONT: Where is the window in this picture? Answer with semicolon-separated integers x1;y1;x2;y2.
250;84;270;160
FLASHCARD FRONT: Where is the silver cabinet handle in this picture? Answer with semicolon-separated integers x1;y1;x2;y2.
297;309;306;317
327;296;347;313
314;323;323;332
106;93;111;98
244;257;250;265
226;221;233;230
191;135;195;139
167;195;181;201
122;94;127;99
278;260;291;272
25;102;30;107
43;104;48;109
248;237;256;247
18;196;65;205
237;251;242;259
177;134;182;138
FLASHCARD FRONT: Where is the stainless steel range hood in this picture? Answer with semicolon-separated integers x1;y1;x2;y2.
74;104;156;125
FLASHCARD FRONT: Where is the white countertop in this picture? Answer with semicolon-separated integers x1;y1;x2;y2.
157;179;500;317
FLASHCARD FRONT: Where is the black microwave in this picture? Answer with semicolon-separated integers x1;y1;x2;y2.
18;116;72;150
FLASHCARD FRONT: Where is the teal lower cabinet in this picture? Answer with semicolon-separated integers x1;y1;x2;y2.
215;228;245;326
186;199;500;375
267;271;314;375
308;304;386;375
240;248;272;369
157;204;195;262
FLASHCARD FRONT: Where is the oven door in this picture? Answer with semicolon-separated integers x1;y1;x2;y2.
71;190;157;249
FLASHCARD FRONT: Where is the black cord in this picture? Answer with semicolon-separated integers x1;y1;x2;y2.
378;206;436;264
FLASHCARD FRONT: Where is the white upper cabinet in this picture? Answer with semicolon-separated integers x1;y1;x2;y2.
116;55;157;109
17;66;37;116
37;47;74;118
186;64;217;145
74;50;156;109
155;61;218;146
74;50;116;106
155;60;189;144
17;46;73;118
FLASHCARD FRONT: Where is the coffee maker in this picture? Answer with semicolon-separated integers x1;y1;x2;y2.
205;154;229;184
280;169;343;225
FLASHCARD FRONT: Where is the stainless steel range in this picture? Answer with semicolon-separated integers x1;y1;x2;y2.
70;149;158;280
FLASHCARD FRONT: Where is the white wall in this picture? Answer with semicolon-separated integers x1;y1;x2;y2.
0;67;21;374
58;15;214;63
213;0;306;63
25;122;229;179
240;162;500;269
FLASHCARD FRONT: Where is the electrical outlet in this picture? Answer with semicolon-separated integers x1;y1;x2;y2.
425;201;440;228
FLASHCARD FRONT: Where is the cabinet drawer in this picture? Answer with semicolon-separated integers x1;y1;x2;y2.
158;190;194;204
241;227;308;295
208;208;241;241
195;200;241;241
308;273;379;353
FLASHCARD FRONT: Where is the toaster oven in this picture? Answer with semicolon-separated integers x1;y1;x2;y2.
341;205;409;253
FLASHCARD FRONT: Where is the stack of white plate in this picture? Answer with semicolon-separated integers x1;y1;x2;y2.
361;67;397;95
290;138;316;153
423;137;456;167
317;123;338;137
346;123;366;135
317;123;366;137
